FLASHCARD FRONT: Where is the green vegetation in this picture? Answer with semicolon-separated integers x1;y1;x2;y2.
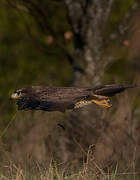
0;2;72;122
105;0;136;37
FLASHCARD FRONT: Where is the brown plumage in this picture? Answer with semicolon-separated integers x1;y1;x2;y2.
11;84;135;112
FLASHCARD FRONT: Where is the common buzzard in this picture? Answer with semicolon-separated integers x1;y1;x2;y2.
11;85;135;112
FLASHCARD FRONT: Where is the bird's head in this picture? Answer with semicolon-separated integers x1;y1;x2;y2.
11;87;30;100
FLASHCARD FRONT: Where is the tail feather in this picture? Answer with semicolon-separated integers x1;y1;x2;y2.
93;84;136;97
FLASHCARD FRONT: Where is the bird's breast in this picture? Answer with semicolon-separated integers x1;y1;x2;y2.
74;100;92;109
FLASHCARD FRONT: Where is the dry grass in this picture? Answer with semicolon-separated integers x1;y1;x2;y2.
0;162;139;180
0;147;139;180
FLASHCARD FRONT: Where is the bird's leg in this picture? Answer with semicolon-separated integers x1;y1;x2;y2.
91;95;112;108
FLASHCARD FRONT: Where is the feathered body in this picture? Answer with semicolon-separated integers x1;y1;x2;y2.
11;85;135;112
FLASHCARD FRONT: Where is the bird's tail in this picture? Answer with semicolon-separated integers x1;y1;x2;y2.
90;84;136;108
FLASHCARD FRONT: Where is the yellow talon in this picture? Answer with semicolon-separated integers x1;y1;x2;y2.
91;99;112;108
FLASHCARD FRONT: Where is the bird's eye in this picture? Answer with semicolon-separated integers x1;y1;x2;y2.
16;91;21;96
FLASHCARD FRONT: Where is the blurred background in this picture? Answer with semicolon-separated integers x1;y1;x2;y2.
0;0;140;177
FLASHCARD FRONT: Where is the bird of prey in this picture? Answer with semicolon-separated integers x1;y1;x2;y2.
11;85;135;112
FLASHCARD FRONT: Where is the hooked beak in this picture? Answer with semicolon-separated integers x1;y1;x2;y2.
11;93;19;99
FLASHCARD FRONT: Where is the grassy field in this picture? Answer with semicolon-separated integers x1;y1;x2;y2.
0;162;139;180
0;149;139;180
